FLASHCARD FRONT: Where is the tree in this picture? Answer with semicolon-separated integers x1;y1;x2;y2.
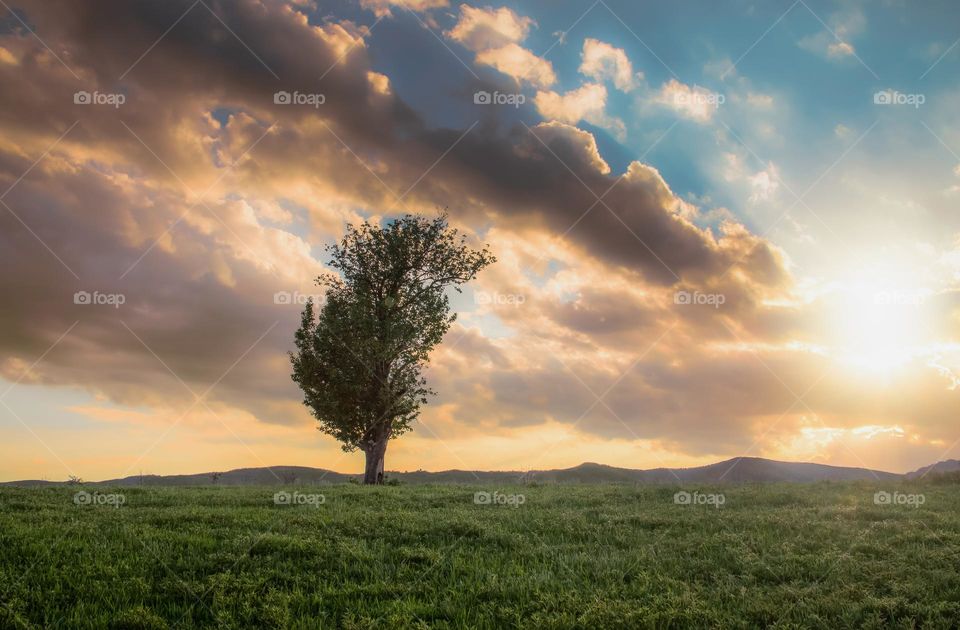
291;213;495;484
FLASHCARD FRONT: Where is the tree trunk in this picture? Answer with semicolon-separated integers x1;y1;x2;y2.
363;439;387;485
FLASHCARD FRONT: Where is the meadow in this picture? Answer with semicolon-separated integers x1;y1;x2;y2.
1;481;958;629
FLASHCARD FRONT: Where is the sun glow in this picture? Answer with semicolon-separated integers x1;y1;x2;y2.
822;270;934;374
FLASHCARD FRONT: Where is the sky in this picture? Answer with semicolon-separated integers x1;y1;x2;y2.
1;0;960;481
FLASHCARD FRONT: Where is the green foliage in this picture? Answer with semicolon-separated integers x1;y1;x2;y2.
291;213;495;455
2;483;960;628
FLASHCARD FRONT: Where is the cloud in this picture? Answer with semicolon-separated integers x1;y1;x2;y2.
0;46;17;66
475;42;556;87
798;9;865;61
535;82;603;120
827;41;855;58
745;92;774;108
445;5;533;51
724;153;781;204
748;163;781;203
315;20;369;59
446;5;553;87
526;121;612;175
534;83;626;139
579;38;637;92
359;0;448;18
367;71;392;95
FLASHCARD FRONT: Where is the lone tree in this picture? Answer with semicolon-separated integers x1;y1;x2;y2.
291;213;494;484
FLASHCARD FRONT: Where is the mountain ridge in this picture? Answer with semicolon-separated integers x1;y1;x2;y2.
4;456;950;486
903;459;960;480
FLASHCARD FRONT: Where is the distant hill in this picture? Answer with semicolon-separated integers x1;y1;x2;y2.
649;457;901;483
1;456;912;486
506;458;900;484
904;459;960;480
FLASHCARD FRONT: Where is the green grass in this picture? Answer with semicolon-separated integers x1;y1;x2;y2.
1;482;959;628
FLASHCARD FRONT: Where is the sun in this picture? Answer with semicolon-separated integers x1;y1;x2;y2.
822;273;933;374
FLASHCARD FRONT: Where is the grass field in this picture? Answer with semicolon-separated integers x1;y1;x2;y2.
1;481;959;628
